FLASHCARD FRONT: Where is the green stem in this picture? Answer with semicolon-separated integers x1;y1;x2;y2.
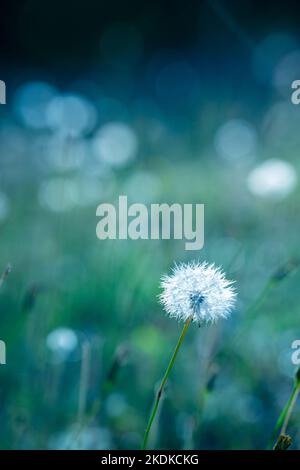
271;380;300;449
281;383;300;435
142;316;192;450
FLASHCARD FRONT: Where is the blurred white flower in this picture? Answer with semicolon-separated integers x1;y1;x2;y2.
14;81;58;130
46;327;78;357
160;262;236;325
92;122;138;167
46;94;97;137
214;119;257;163
247;159;297;199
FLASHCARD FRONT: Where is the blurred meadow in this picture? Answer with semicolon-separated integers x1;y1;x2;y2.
0;0;300;450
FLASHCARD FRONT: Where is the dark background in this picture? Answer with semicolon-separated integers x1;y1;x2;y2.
1;0;300;75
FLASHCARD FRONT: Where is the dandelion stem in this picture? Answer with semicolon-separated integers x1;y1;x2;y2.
142;316;192;450
271;374;300;449
280;383;300;435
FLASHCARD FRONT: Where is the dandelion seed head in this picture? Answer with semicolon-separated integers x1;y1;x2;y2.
160;261;236;325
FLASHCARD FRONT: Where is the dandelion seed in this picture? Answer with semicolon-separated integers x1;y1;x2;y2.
160;261;236;325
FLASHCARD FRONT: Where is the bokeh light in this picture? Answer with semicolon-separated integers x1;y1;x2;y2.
214;119;257;163
46;94;97;137
92;122;138;167
247;158;298;199
13;81;58;130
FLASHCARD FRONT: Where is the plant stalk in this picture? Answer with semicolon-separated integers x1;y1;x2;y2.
271;378;300;449
142;316;192;450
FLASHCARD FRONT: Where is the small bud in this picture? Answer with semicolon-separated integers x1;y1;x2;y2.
273;434;292;450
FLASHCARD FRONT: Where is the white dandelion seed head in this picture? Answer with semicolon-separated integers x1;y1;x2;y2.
159;261;236;325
